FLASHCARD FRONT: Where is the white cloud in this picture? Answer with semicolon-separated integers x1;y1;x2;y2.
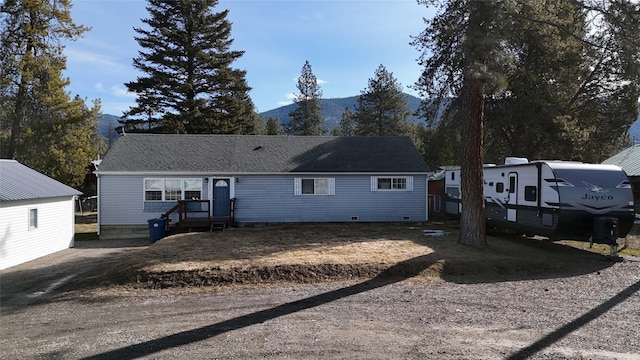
110;85;136;98
277;93;296;106
65;47;123;71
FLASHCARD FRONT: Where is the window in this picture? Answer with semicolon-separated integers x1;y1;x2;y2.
184;179;203;199
144;178;203;201
371;176;413;191
164;179;181;201
295;178;335;195
524;186;537;202
145;179;163;201
29;208;38;230
496;182;504;193
509;176;516;193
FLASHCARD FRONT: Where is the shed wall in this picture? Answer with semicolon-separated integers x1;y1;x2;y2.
0;197;75;270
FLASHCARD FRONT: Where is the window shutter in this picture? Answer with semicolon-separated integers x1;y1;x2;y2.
370;176;377;192
329;178;335;195
407;176;414;191
294;178;301;196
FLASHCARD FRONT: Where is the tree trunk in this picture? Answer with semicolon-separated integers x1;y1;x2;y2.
458;77;487;247
458;0;488;248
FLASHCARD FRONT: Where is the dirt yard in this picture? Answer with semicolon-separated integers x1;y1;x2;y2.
1;221;640;359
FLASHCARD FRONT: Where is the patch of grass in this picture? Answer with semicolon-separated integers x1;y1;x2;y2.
96;222;625;288
75;213;98;241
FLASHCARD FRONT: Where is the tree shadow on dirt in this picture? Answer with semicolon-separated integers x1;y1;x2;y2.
0;238;149;314
80;253;438;360
506;277;640;359
81;251;637;360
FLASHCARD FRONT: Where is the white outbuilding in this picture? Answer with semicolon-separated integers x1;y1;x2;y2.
0;160;81;270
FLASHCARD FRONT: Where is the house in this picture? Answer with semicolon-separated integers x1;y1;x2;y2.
602;145;640;212
95;134;430;239
0;160;81;270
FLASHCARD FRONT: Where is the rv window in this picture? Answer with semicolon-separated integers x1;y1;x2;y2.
496;183;504;193
509;177;516;193
446;187;460;198
451;172;455;181
524;186;537;202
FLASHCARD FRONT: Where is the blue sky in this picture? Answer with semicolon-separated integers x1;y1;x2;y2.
63;0;435;116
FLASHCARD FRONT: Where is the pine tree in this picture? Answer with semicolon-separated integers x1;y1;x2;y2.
413;0;640;247
124;0;256;134
285;61;327;136
339;107;356;136
265;116;282;135
354;65;412;136
0;0;103;188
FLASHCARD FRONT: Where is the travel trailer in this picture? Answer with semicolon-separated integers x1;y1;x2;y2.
445;158;635;246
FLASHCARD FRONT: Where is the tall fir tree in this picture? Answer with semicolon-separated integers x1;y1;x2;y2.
413;0;640;247
124;0;256;134
354;64;412;136
285;60;327;136
0;0;103;188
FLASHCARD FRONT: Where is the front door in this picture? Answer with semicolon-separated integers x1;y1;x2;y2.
213;178;230;217
507;172;518;222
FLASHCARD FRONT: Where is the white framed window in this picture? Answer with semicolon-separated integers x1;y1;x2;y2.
29;208;38;230
294;178;335;196
145;179;163;201
371;176;413;191
184;179;204;199
164;179;181;201
144;178;203;201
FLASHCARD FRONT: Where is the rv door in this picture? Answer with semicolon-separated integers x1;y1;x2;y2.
507;172;518;222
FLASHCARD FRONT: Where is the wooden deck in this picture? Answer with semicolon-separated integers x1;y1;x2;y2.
161;199;234;232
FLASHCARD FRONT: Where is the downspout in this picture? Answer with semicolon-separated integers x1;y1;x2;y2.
96;174;101;236
536;162;542;217
425;175;429;221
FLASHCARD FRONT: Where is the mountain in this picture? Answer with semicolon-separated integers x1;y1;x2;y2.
259;94;423;130
96;114;122;145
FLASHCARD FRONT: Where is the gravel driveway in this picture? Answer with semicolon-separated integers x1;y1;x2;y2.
1;239;640;359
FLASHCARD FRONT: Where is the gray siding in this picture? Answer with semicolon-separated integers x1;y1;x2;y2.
234;174;427;223
99;175;146;225
98;174;427;228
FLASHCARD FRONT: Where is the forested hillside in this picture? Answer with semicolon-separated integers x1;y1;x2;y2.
260;94;423;130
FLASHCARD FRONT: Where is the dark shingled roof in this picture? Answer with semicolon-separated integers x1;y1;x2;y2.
0;160;81;201
96;134;429;174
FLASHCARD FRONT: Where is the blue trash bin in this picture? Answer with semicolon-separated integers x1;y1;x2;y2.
148;218;166;244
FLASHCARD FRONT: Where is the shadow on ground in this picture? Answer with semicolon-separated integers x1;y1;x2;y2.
0;223;622;313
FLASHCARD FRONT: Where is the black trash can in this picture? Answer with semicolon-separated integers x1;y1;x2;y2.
148;218;166;244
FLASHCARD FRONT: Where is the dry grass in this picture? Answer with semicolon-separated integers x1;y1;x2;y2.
75;212;98;241
95;221;632;288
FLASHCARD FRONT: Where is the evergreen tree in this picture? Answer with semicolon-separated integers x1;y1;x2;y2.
339;107;356;136
124;0;256;134
354;65;412;136
265;116;282;135
0;0;103;188
285;60;327;136
413;0;640;247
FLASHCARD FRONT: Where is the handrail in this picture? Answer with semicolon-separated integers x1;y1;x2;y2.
161;203;181;219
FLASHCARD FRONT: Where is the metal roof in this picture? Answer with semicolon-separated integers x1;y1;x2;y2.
96;134;430;174
0;160;81;201
602;146;640;177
